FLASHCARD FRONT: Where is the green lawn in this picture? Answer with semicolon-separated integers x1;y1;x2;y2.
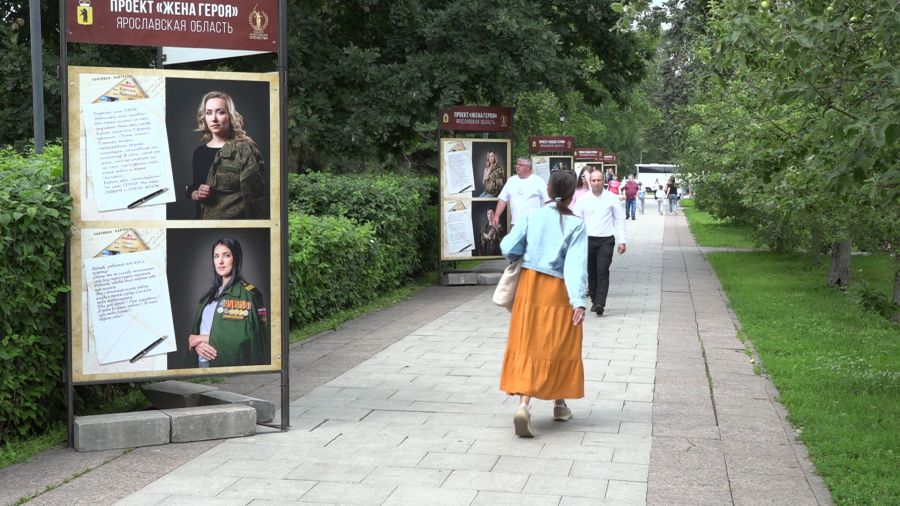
707;253;898;504
683;205;898;504
682;204;757;249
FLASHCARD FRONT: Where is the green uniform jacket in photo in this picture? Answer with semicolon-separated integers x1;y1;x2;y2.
201;140;267;219
191;279;271;367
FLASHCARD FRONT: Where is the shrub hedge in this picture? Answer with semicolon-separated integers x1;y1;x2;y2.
287;171;438;291
1;151;439;439
0;146;71;438
287;213;383;326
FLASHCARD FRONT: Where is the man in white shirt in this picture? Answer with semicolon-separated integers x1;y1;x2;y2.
573;170;627;316
492;157;549;228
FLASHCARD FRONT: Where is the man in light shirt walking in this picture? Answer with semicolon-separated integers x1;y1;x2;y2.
492;157;549;229
573;170;627;316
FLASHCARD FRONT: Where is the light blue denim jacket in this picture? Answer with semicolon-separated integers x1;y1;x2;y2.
500;204;588;308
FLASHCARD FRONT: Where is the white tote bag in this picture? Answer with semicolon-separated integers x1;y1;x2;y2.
492;259;523;311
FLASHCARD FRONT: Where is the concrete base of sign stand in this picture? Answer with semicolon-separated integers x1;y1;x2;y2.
476;272;502;285
140;380;218;409
162;405;257;443
72;381;273;452
74;411;170;451
74;404;257;451
440;272;479;285
199;390;275;424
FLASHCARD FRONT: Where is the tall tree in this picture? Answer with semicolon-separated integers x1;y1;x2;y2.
285;0;651;171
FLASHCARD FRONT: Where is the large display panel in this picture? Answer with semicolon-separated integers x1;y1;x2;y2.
68;66;282;383
440;138;511;260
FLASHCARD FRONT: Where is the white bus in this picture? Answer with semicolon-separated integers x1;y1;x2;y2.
635;163;678;194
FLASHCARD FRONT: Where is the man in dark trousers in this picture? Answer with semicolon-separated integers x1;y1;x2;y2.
573;170;627;316
623;174;640;220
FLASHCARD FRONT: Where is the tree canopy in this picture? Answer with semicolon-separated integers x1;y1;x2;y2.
4;0;653;170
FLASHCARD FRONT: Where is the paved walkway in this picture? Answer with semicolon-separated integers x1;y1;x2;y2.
4;206;830;505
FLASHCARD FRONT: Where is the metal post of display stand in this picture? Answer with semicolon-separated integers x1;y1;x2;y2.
277;0;290;432
59;0;75;447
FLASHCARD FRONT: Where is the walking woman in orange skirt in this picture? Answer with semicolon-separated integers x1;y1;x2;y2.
499;169;588;437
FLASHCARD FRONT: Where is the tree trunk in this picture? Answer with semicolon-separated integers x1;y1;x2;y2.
810;225;822;267
892;265;900;324
827;240;851;289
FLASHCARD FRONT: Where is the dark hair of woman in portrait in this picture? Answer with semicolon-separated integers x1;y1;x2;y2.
185;91;267;220
205;237;243;300
187;237;270;368
498;169;588;438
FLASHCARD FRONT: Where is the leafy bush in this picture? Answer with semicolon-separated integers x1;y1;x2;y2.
0;146;71;439
287;213;384;326
288;172;438;286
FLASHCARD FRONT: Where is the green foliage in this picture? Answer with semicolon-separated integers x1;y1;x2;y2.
707;252;899;504
857;283;897;322
285;171;437;327
666;0;899;302
281;0;651;169
287;213;381;326
0;424;66;469
0;145;71;439
288;172;437;287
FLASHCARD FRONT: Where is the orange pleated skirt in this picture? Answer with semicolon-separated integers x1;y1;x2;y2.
499;268;584;400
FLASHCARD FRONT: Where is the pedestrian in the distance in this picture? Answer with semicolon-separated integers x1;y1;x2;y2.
608;175;621;196
655;185;666;215
622;174;640;220
638;184;646;215
666;176;679;215
499;170;588;438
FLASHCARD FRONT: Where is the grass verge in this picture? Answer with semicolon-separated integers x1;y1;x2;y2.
683;202;898;502
706;252;898;504
289;272;438;343
682;204;757;249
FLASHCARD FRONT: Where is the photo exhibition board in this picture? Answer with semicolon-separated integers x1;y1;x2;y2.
440;138;511;260
67;66;283;383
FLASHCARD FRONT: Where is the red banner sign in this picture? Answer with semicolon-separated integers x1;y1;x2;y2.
439;106;513;132
67;0;279;52
574;148;604;160
529;136;575;152
602;153;618;163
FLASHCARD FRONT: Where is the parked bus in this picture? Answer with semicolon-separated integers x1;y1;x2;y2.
635;163;678;195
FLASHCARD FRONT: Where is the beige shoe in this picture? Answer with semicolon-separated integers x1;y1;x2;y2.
513;407;535;437
553;403;572;421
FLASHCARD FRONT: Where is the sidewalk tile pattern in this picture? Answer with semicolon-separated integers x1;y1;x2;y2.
118;209;664;504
